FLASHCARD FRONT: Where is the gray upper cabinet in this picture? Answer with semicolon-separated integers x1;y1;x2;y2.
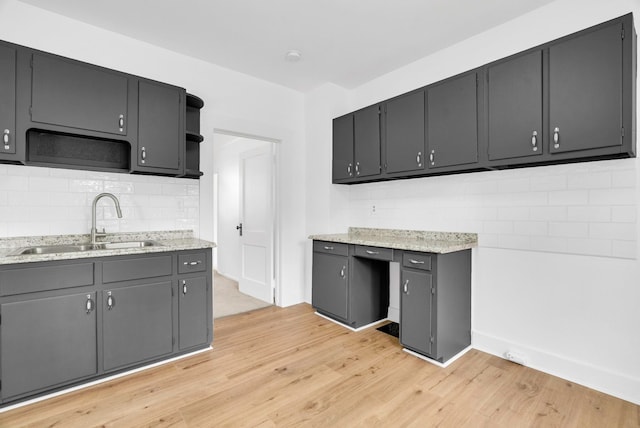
384;90;426;174
135;80;185;174
353;104;381;179
1;292;98;400
30;53;129;136
549;20;624;154
0;44;16;156
332;113;354;181
102;281;174;372
488;50;543;161
427;71;479;170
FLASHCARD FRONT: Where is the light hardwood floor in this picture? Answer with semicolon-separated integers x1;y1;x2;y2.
1;303;638;427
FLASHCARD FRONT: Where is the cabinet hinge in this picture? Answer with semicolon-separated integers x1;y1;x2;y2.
431;287;435;295
430;336;434;343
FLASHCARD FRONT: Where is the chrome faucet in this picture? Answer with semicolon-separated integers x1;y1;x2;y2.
91;193;123;244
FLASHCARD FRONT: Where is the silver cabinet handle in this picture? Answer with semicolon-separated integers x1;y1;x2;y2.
118;114;125;132
340;266;346;278
531;131;538;151
106;291;115;310
409;259;425;265
85;294;94;314
416;151;422;167
365;250;379;255
182;280;187;295
183;260;202;266
355;162;360;175
403;279;409;294
429;150;435;165
347;163;352;176
323;246;334;250
3;129;9;148
141;146;146;163
553;127;560;149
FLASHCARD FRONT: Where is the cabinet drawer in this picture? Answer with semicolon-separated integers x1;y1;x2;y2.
313;241;348;256
402;252;432;271
178;252;207;274
103;254;173;283
354;245;393;261
0;262;95;296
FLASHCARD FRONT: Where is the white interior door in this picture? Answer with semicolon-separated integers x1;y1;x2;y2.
239;146;274;303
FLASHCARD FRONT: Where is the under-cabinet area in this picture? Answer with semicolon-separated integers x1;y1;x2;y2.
0;38;204;179
0;241;213;407
309;228;477;365
332;13;636;184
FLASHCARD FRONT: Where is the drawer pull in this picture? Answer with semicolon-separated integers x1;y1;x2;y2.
184;261;202;266
85;294;94;314
323;246;334;251
106;291;115;310
409;259;425;265
365;250;379;255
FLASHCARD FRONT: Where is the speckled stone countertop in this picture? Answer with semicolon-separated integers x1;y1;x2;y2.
0;230;216;265
309;227;477;254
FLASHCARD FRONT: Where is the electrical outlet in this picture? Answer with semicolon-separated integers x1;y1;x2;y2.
371;205;376;215
505;351;527;366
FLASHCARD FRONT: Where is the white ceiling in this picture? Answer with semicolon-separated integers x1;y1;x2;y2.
18;0;557;92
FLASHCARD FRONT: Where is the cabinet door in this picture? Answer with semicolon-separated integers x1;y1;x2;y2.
1;292;97;400
332;114;354;181
354;105;381;178
549;21;623;153
0;44;16;155
30;53;129;135
427;72;478;169
385;91;425;174
103;281;173;371
400;269;433;356
488;51;543;160
311;252;348;320
136;80;184;172
179;276;209;350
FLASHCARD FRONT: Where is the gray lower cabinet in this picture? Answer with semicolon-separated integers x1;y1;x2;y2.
0;292;97;400
400;250;471;363
179;276;209;350
0;248;212;406
311;247;349;321
102;281;173;372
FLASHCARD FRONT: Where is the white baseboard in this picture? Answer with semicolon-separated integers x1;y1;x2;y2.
0;347;212;413
404;345;473;368
315;312;388;332
473;330;640;405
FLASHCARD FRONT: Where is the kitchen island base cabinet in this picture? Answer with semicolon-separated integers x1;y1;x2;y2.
0;292;98;401
400;250;471;364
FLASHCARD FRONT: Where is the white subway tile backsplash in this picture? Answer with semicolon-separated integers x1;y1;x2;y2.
530;206;567;221
611;206;637;223
567;171;612;189
548;190;589;206
514;221;548;236
0;166;199;238
566;238;612;257
567;206;611;222
549;222;589;238
530;236;568;253
611;169;636;188
589;223;636;241
530;175;567;191
589;188;635;205
498;206;530;221
612;240;637;259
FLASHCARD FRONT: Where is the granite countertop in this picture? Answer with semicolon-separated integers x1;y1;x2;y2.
0;230;216;265
309;227;477;254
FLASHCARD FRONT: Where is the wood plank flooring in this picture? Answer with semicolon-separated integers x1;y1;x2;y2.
1;303;638;427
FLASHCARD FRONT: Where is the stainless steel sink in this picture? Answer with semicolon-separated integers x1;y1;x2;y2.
9;241;161;256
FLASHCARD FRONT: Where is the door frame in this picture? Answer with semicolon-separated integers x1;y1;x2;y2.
213;129;280;305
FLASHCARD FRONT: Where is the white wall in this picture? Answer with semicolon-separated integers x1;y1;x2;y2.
0;0;307;306
304;0;640;404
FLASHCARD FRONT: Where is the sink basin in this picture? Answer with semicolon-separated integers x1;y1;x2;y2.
93;241;159;250
8;241;161;256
